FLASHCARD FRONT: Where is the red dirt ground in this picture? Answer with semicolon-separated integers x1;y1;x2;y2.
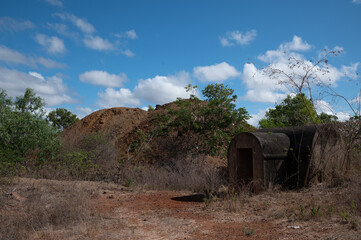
93;187;359;240
2;178;359;239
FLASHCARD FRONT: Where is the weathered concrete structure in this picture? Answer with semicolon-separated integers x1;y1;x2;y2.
228;125;346;193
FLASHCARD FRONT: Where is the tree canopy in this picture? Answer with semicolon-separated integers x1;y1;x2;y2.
259;93;337;128
167;83;250;156
47;108;79;132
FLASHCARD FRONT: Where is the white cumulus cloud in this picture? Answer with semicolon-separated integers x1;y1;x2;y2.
48;23;79;39
79;70;127;87
220;30;257;47
125;29;137;39
122;49;135;57
113;29;138;40
0;67;75;106
353;0;361;4
83;35;115;51
134;71;192;104
97;88;141;108
0;45;28;65
241;63;286;103
0;17;34;32
242;36;355;103
35;34;66;54
193;62;240;82
42;0;63;7
280;35;311;51
55;13;95;34
0;45;65;68
96;71;193;108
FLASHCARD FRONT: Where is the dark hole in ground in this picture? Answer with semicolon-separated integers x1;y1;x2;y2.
171;193;205;203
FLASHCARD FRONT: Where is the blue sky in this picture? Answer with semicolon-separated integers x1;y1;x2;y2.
0;0;360;125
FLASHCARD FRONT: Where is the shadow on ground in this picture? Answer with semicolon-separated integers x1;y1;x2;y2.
171;193;205;203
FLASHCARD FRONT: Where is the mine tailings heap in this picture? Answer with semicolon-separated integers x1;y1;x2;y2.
228;124;347;193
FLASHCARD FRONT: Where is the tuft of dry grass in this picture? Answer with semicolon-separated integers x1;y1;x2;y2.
0;178;102;240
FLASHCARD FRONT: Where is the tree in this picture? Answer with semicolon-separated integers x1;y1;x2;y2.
258;93;336;128
0;88;60;175
47;108;79;132
168;83;250;156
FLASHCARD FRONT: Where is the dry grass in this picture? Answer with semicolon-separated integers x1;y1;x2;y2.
0;178;105;240
117;156;226;194
207;170;361;233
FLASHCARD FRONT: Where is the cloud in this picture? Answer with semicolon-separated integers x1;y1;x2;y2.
35;34;66;54
315;100;350;121
83;35;115;51
55;13;95;34
125;29;137;39
0;45;28;65
220;30;257;46
96;71;193;108
0;17;34;32
352;0;361;4
121;49;135;57
97;88;141;108
48;23;79;39
36;56;66;68
341;62;359;80
280;35;311;51
75;106;94;119
29;72;45;80
247;108;269;127
0;45;65;68
315;100;334;115
42;0;63;7
258;35;310;63
112;29;138;40
335;112;351;121
241;63;286;103
134;71;192;104
242;36;354;103
79;70;127;87
0;67;75;106
193;62;240;82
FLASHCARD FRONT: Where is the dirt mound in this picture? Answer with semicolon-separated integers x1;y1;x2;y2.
61;102;194;164
60;101;246;166
62;107;150;153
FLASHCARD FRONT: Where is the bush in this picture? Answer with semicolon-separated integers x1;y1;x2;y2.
41;133;120;181
0;88;60;178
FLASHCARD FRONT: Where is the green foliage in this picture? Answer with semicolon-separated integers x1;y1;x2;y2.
259;93;337;128
47;108;79;132
310;205;321;218
0;88;60;176
14;88;45;115
167;83;250;156
243;227;255;236
59;150;99;179
147;105;154;111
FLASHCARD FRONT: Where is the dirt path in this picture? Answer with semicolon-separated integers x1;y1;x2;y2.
93;190;284;240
